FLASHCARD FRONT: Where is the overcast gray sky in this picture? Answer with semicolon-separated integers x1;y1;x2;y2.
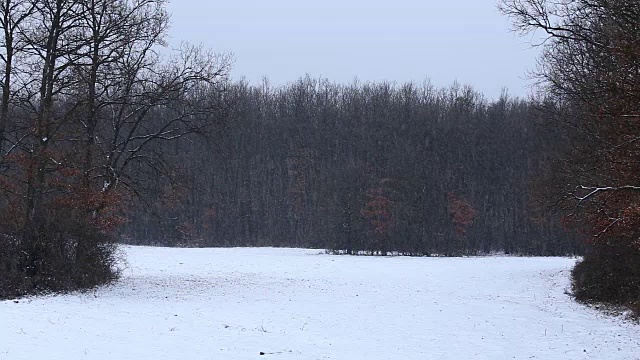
166;0;539;99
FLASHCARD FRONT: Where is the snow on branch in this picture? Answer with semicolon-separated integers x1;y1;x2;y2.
574;185;640;203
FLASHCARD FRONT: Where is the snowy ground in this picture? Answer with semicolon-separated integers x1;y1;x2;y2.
2;247;639;360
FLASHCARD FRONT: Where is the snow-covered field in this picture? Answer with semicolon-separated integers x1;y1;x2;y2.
2;247;639;360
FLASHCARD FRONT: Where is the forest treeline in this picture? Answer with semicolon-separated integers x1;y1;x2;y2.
121;78;580;256
5;0;635;305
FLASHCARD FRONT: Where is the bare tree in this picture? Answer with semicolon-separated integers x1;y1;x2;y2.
0;0;231;297
499;0;640;240
0;0;33;157
500;0;640;306
19;0;91;236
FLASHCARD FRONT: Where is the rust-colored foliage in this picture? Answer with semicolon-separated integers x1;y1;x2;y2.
0;146;127;235
447;192;476;238
53;187;126;233
361;186;394;235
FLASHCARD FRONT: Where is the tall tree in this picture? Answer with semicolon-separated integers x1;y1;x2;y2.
0;0;230;298
0;0;33;157
500;0;640;245
500;0;640;305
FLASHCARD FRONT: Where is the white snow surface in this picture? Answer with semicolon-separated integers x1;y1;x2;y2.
2;246;640;360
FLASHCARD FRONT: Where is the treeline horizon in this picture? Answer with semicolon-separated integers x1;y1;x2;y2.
120;76;580;256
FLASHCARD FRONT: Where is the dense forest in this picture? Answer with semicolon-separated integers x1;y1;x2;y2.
0;0;637;313
120;78;579;256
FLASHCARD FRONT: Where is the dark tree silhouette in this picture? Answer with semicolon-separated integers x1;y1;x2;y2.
500;0;640;308
121;78;579;257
